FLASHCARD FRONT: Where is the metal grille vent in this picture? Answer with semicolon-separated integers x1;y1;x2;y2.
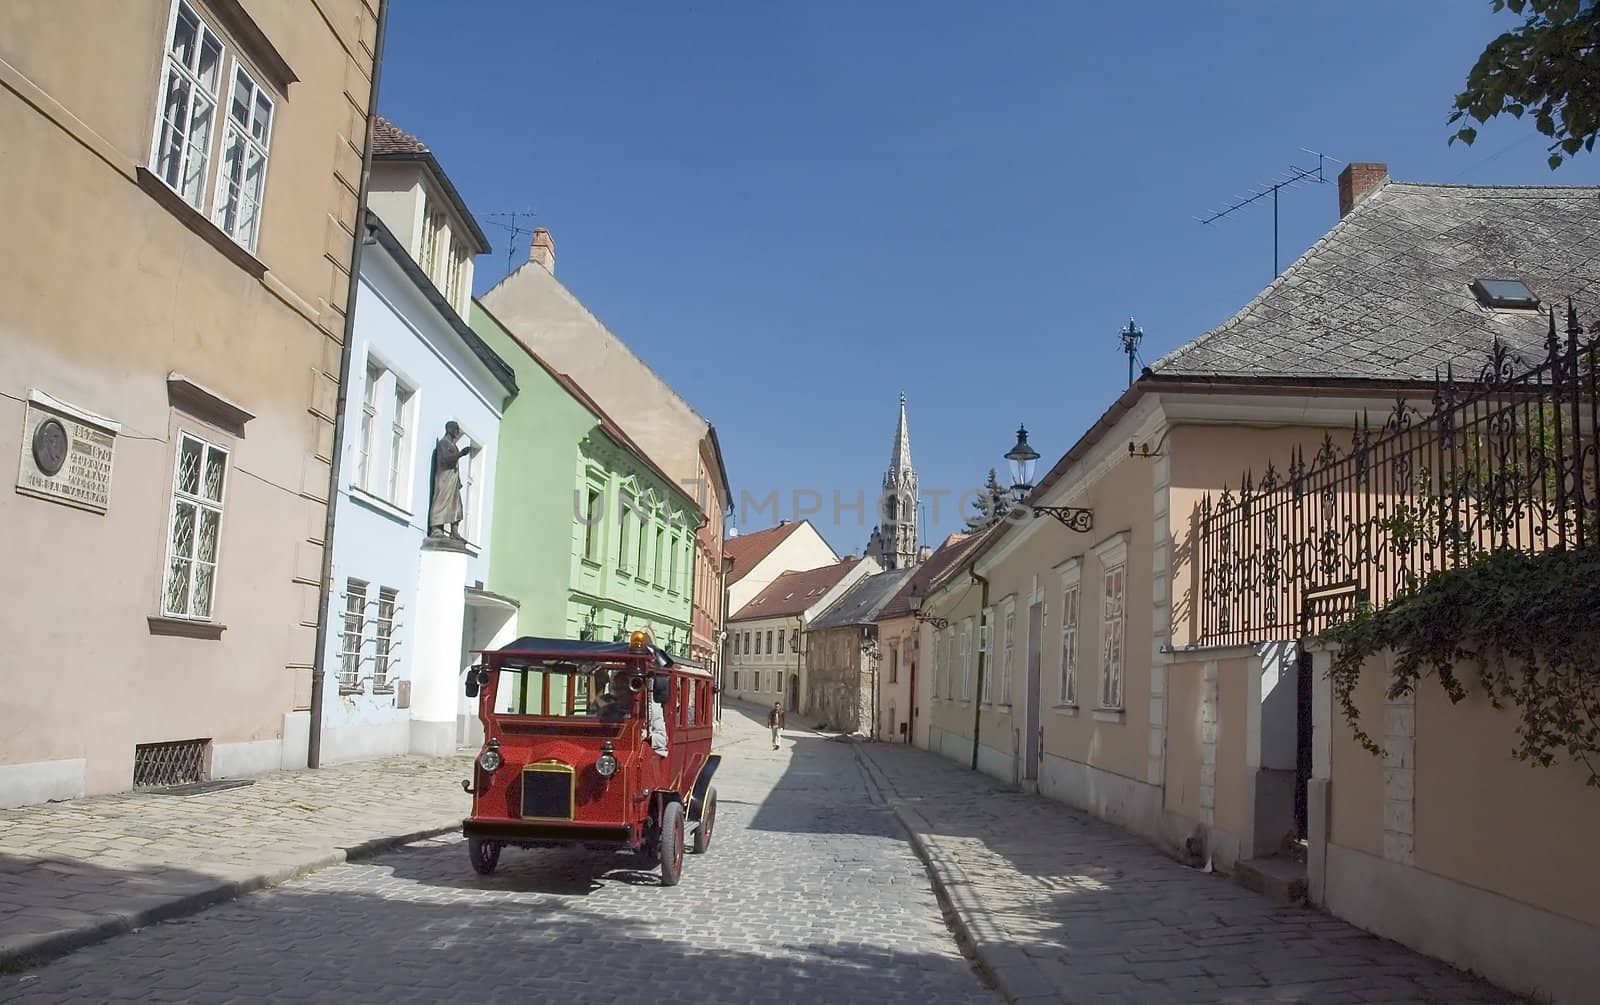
133;739;209;789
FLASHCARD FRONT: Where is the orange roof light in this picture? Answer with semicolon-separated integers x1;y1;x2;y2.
629;630;651;652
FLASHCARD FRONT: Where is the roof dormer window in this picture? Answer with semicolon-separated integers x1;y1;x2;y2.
1471;278;1539;310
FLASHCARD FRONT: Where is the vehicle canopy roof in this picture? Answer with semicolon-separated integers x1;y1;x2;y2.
477;637;709;676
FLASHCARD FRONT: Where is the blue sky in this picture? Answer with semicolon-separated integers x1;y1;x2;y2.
379;1;1587;556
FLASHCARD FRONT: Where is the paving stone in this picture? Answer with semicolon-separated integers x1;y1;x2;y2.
0;705;994;1004
858;742;1525;1005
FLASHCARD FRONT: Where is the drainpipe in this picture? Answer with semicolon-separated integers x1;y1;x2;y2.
308;0;389;770
970;570;990;772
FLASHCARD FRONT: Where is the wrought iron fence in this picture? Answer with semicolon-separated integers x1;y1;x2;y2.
1198;303;1600;647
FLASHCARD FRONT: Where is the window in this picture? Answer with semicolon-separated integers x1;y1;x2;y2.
960;618;973;700
582;489;602;561
387;381;415;504
1060;564;1082;706
357;360;381;492
766;630;774;655
744;631;751;655
1094;540;1132;707
755;631;763;656
212;63;273;251
668;534;680;593
152;1;222;210
1471;278;1538;310
618;504;631;571
162;433;228;619
445;240;469;309
340;578;367;689
1001;607;1016;705
888;645;898;684
654;528;666;587
778;630;785;654
150;1;279;253
457;430;483;544
636;519;647;578
374;587;398;690
932;628;944;699
980;610;993;702
420;206;444;279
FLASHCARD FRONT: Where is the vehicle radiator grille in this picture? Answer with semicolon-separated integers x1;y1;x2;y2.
520;766;574;819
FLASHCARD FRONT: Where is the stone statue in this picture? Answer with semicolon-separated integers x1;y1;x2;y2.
428;421;479;539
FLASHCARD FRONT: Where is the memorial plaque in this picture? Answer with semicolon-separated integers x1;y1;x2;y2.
16;395;117;514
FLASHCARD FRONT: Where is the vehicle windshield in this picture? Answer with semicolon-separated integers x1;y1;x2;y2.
492;658;643;719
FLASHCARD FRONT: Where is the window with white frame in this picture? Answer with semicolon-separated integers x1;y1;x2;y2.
1060;562;1082;706
212;62;273;251
979;610;993;702
1096;535;1129;710
340;578;367;689
932;628;945;698
960;618;973;700
618;504;631;571
386;381;414;504
654;528;666;587
1001;605;1016;705
149;0;278;253
357;360;381;492
374;587;398;690
444;239;469;309
582;488;602;561
668;533;680;593
162;433;228;620
457;429;484;544
420;205;444;279
636;518;647;578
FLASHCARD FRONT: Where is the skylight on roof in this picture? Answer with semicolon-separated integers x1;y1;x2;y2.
1472;278;1539;310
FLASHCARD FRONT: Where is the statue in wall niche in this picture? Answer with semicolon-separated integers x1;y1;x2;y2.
428;421;479;539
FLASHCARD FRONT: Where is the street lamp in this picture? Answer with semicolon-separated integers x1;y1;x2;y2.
1005;424;1040;500
907;582;948;630
1005;424;1094;533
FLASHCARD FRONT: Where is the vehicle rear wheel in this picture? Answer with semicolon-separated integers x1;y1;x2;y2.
468;837;501;875
658;800;685;886
690;787;717;854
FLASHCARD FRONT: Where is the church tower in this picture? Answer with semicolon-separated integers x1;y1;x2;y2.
866;393;919;569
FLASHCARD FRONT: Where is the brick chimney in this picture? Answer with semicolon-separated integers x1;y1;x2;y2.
528;227;555;273
1338;163;1387;218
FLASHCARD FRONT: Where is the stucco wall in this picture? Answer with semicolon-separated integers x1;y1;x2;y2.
0;0;376;799
877;616;918;743
725;615;801;708
319;252;504;760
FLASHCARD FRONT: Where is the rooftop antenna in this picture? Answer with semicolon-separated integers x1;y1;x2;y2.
1119;317;1143;388
486;209;537;277
1196;149;1341;277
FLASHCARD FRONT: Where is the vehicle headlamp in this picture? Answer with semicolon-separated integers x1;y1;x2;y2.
596;741;618;778
478;742;503;773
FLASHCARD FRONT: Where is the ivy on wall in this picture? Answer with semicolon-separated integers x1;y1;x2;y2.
1323;546;1600;788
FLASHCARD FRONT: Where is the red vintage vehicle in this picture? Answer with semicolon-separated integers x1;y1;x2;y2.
460;630;719;886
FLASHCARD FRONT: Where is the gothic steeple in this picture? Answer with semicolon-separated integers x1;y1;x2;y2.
867;393;919;570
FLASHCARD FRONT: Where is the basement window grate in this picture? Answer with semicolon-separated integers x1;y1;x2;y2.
132;738;209;789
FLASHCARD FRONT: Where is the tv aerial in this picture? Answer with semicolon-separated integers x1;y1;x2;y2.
486;209;538;276
1196;149;1341;277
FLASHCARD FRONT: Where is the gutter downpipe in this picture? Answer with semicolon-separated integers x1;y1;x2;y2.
309;0;389;770
970;570;990;772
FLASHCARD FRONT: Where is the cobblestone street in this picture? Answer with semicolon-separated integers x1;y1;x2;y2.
1;706;992;1004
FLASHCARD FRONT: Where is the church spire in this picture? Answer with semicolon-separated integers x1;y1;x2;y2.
889;391;912;475
867;392;919;570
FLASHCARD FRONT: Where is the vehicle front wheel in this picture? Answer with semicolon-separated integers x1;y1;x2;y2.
468;836;501;875
690;787;717;854
658;800;685;886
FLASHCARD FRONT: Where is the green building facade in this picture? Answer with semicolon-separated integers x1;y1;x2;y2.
471;302;699;651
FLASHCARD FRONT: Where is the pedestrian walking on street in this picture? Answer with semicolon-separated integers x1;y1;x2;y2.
769;701;785;749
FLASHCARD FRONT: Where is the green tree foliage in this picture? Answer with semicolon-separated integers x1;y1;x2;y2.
1451;0;1600;168
965;469;1011;531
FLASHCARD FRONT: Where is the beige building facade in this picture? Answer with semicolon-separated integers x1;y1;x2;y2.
0;0;380;804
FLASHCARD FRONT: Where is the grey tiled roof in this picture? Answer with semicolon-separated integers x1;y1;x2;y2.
1151;182;1600;382
810;569;917;631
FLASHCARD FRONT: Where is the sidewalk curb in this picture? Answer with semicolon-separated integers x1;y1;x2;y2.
0;822;458;974
850;742;1061;1005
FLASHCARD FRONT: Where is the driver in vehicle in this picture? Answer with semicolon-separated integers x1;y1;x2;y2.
592;671;631;721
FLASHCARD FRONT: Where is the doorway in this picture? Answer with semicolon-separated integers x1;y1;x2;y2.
1294;648;1313;839
1024;601;1044;780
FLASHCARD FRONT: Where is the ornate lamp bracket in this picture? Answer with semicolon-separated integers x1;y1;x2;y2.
913;611;949;630
1032;506;1094;532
